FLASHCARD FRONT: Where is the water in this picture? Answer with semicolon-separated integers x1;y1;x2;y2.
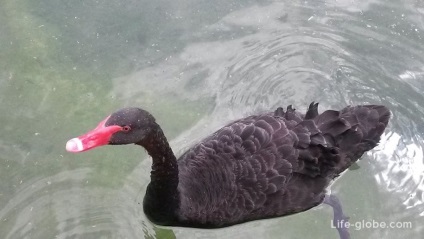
1;0;423;238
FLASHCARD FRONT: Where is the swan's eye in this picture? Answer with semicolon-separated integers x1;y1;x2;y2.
122;125;131;132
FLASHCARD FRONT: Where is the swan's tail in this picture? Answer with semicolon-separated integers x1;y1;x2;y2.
307;102;391;174
274;102;390;177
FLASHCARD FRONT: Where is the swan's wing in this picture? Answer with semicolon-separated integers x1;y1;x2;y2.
177;114;310;226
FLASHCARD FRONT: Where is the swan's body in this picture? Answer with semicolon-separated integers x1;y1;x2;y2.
66;103;390;228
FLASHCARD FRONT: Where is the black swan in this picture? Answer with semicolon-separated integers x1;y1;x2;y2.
66;102;390;229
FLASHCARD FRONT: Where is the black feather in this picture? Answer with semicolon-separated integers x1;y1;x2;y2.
173;103;390;227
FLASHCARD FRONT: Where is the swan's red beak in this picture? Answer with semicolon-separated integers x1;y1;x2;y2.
66;115;122;153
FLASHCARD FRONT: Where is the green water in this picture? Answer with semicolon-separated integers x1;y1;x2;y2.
1;0;423;238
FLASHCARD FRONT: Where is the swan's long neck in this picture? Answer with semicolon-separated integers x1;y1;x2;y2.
137;124;180;225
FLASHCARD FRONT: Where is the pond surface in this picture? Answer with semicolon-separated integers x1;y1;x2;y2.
1;0;423;238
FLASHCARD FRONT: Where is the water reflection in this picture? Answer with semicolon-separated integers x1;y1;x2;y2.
1;0;424;238
377;132;424;210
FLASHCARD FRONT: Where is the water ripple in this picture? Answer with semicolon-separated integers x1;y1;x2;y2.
3;1;423;238
112;5;424;238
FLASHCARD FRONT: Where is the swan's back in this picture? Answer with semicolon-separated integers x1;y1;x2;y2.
176;103;390;228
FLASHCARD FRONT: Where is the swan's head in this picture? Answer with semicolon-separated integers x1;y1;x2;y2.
66;108;156;153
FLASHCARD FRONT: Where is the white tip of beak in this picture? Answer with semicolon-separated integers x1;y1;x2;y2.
66;138;84;153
